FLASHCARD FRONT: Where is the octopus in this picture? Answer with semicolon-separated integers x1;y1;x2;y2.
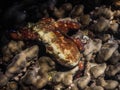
10;18;83;68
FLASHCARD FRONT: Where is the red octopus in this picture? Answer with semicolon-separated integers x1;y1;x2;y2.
10;18;84;68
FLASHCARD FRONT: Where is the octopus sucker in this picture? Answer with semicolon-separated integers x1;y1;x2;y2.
10;18;82;68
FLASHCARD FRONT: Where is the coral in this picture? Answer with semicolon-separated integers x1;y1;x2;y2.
0;45;39;87
83;39;102;61
96;40;118;63
97;77;119;90
21;56;55;89
90;63;107;78
0;1;120;90
1;40;24;63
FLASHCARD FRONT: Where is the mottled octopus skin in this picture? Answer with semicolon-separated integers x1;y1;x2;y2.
10;18;81;68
